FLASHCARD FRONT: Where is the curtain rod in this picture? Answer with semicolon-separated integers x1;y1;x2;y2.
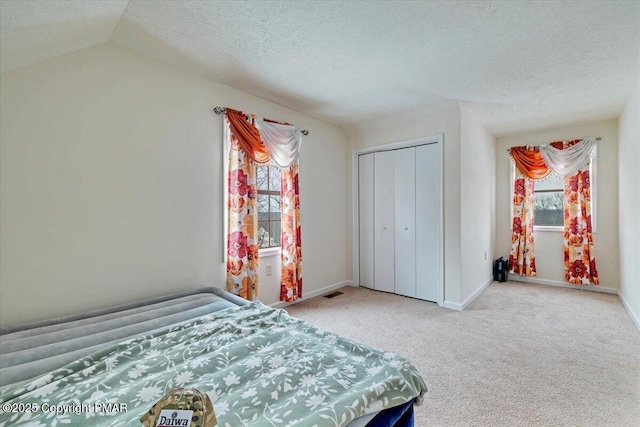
506;137;601;152
213;106;309;135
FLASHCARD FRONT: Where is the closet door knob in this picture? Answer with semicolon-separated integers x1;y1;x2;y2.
383;226;387;230
405;227;409;231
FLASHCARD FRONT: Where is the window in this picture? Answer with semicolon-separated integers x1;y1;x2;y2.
509;146;597;232
533;174;564;226
256;165;281;249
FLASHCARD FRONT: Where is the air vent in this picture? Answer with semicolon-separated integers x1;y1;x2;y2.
323;291;344;299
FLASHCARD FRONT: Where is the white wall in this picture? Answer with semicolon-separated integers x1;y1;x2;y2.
618;74;640;329
0;43;350;326
347;100;463;305
495;120;619;291
460;102;496;304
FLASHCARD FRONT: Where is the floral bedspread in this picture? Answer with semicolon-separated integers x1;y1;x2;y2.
0;302;426;426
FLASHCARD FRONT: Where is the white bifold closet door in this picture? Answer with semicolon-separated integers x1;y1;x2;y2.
358;142;440;303
415;144;440;302
394;148;416;297
373;151;395;293
358;153;375;289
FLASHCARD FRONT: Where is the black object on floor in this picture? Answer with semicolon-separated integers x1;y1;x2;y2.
494;257;509;282
323;291;344;299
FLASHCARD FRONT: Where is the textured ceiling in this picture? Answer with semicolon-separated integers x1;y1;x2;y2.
2;1;639;135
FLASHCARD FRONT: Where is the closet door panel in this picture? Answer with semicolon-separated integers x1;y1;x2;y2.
374;151;395;293
358;153;375;289
394;147;416;298
415;143;441;302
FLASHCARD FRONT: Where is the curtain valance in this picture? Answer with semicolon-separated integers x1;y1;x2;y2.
540;137;596;177
255;118;303;168
225;108;303;168
509;146;550;180
509;138;595;179
226;108;271;164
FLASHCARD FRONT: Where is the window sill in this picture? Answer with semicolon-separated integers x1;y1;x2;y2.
534;226;563;232
259;247;281;257
511;226;598;234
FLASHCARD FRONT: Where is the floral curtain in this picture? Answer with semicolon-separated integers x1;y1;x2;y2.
226;120;259;300
509;167;537;276
223;108;304;302
280;163;302;302
508;138;598;284
563;165;599;285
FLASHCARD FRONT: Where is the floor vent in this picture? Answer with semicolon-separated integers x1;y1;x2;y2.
323;291;344;299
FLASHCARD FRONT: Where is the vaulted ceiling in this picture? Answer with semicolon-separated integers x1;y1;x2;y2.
1;0;638;135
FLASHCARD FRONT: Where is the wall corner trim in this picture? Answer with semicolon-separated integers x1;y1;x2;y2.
618;290;640;333
462;277;494;310
443;300;463;311
444;277;493;312
442;277;493;311
270;281;355;309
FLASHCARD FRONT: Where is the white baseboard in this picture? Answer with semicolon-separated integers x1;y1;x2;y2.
508;275;618;294
270;280;355;309
618;290;640;333
442;300;462;311
443;277;494;312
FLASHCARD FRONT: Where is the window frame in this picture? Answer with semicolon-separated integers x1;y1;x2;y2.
532;179;564;230
256;164;282;251
509;145;597;233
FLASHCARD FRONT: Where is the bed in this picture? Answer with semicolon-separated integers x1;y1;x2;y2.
0;287;426;426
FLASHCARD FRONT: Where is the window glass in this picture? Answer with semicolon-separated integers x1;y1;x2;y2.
534;190;564;226
269;195;281;220
256;166;268;191
256;164;281;249
534;173;563;226
269;167;281;192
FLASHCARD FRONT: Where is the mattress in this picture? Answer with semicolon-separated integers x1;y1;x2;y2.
0;287;426;426
0;287;247;389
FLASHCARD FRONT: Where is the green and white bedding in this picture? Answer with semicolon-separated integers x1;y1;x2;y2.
0;302;426;426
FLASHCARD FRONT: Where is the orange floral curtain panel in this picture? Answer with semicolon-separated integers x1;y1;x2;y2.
280;163;302;302
225;119;259;300
563;166;599;285
509;167;537;276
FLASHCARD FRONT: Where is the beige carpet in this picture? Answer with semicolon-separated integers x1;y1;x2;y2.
285;281;640;426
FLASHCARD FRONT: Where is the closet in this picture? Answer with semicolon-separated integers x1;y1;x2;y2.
357;138;442;303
